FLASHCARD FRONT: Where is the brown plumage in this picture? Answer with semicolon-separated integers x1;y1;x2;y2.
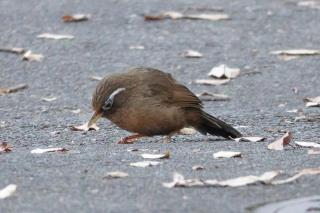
89;67;242;143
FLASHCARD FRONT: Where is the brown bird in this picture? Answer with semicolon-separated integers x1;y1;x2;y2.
88;67;241;144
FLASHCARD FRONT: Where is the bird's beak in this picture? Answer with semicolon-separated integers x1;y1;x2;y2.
88;112;102;127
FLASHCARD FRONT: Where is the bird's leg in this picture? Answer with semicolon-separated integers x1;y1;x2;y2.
118;134;144;144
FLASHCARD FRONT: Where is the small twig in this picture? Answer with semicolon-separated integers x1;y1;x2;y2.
0;47;25;55
0;84;28;95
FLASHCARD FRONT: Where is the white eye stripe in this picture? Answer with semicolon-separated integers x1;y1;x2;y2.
109;88;126;100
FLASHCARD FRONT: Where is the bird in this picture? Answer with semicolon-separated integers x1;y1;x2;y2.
88;67;242;144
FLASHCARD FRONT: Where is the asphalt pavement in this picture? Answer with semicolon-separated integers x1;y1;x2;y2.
0;0;319;212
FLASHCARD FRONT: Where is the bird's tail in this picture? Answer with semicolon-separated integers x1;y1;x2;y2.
196;111;242;139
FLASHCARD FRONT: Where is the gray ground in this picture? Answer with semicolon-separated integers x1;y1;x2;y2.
0;0;320;212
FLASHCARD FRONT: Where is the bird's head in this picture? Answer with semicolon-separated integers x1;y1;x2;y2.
88;77;126;127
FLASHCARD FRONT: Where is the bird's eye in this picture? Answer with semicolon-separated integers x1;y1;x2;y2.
102;99;113;111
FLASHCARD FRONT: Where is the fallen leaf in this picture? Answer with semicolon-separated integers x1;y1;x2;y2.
308;149;320;155
144;11;229;21
270;49;320;56
0;142;12;153
22;50;44;61
163;171;281;188
196;92;230;101
234;137;266;142
183;50;203;58
127;148;149;152
62;14;91;22
104;171;128;179
268;131;292;150
297;1;320;9
129;45;145;50
71;109;81;114
179;127;197;135
192;165;205;171
286;109;299;113
30;147;68;154
89;75;103;81
70;121;99;131
129;161;161;167
41;97;57;102
271;168;320;185
295;141;320;148
304;96;320;107
0;84;28;95
141;151;170;159
0;47;25;54
193;79;230;86
213;151;242;158
217;171;280;187
37;33;74;40
0;184;17;199
208;64;240;79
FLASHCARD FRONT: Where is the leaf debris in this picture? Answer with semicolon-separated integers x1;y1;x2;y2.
196;92;230;101
234;137;266;142
0;142;12;153
104;171;128;179
304;96;320;107
193;79;230;86
213;151;242;159
295;141;320;148
141;151;170;159
0;184;17;199
129;161;161;168
183;50;203;58
70;122;99;131
268;131;292;150
0;84;28;95
144;11;230;21
208;64;240;79
62;14;91;22
37;33;74;40
22;51;44;61
30;147;69;154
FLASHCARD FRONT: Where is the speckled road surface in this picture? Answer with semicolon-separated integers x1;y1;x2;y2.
0;0;319;212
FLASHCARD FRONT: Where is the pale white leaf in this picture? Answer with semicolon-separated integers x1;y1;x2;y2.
0;184;17;199
271;168;320;185
308;149;320;155
295;141;320;148
304;96;320;107
208;64;240;79
184;13;230;21
89;75;103;81
213;151;242;158
22;51;44;61
104;171;128;178
129;161;161;168
179;127;197;135
71;109;81;114
183;50;203;58
129;45;145;50
193;79;230;86
268;131;292;150
234;137;266;142
41;97;57;102
270;49;320;56
141;151;170;159
30;147;68;154
70;121;99;131
37;33;74;40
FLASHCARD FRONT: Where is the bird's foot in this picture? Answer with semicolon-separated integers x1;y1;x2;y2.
118;134;143;144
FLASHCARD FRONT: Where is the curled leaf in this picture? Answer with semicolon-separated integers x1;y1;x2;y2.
268;131;292;151
70;122;99;131
208;64;240;79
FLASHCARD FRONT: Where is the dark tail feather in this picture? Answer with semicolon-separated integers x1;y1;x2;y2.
196;111;242;139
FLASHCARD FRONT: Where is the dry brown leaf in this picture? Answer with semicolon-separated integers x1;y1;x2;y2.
0;84;28;95
30;147;69;154
129;161;161;168
62;14;91;22
295;141;320;148
193;79;230;86
183;50;203;58
308;149;320;155
234;137;266;142
268;131;292;150
22;51;44;61
0;184;17;199
270;49;320;56
0;47;25;54
297;1;320;9
141;151;170;159
196;92;230;101
70;121;99;131
104;171;128;179
144;11;229;21
213;151;242;159
37;33;74;40
89;75;103;81
41;97;57;102
129;45;145;50
192;165;205;171
304;96;320;107
179;127;197;135
0;142;12;153
271;168;320;185
208;64;240;79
